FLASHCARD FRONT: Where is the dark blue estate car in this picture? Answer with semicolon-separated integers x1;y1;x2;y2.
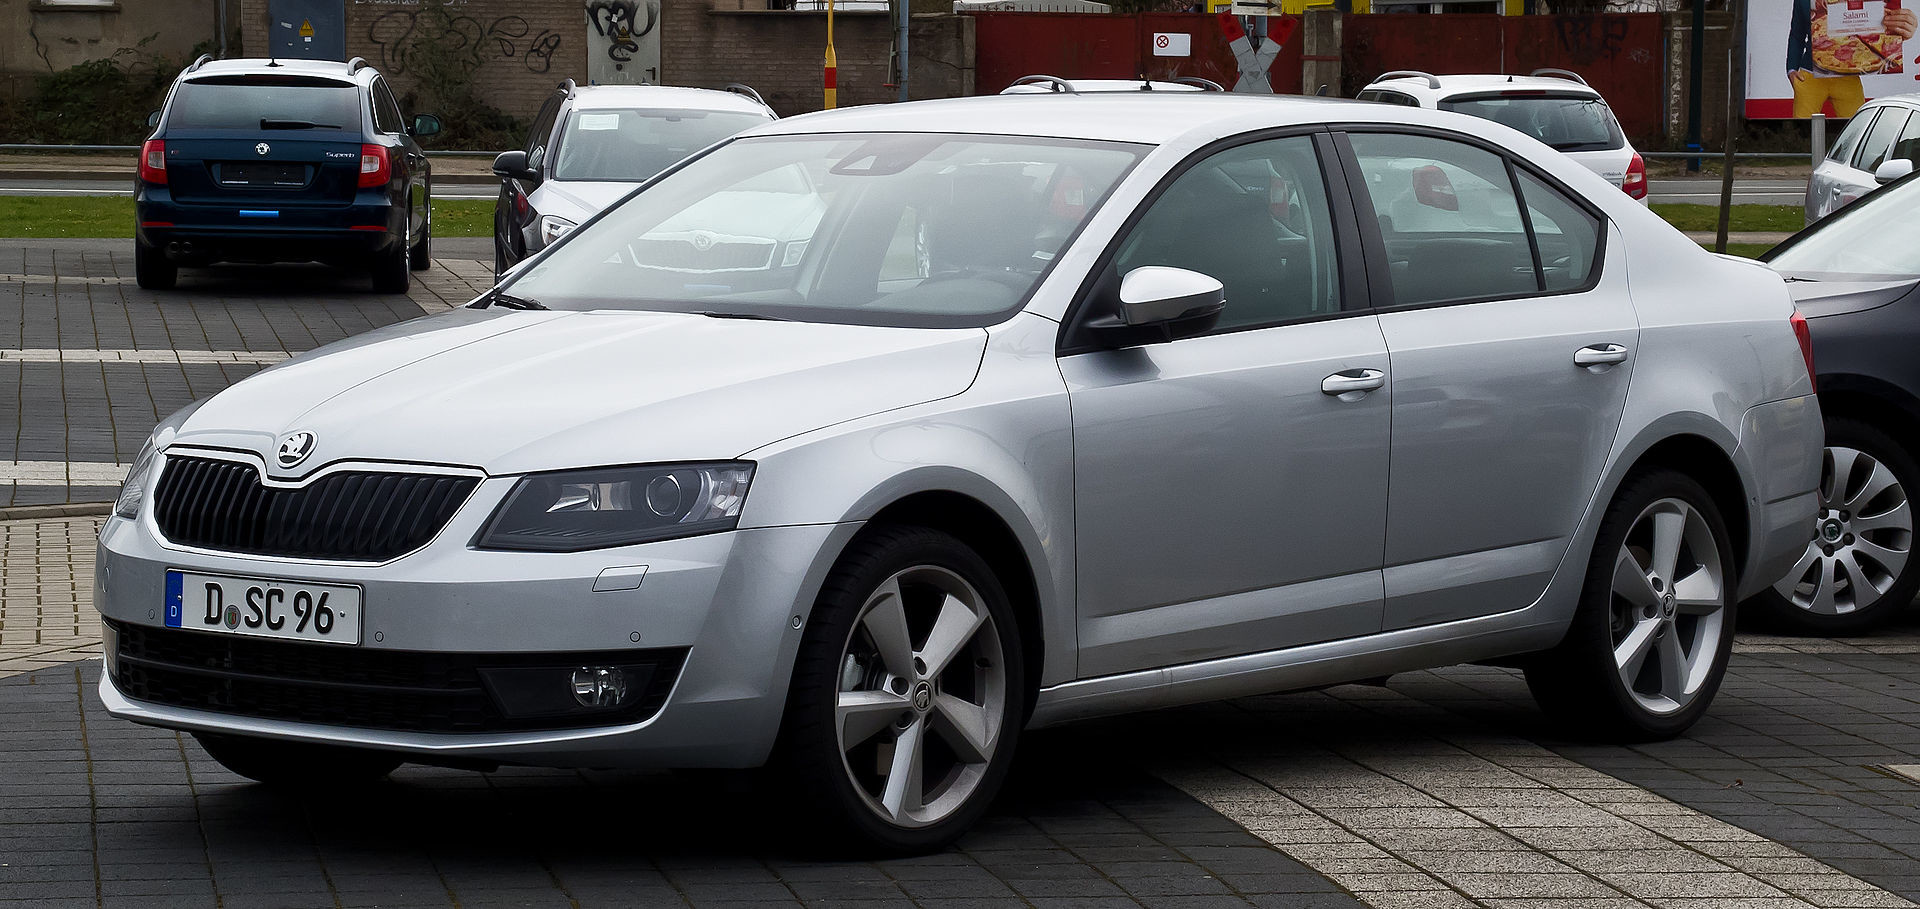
135;56;440;293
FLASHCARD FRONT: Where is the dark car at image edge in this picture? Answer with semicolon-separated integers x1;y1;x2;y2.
134;55;441;293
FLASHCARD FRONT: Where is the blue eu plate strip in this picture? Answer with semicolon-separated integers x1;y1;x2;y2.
164;571;183;628
239;210;280;218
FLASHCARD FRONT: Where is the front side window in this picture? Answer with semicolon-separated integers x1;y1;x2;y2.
551;108;771;183
1110;135;1341;331
525;95;563;168
1350;132;1536;306
168;76;359;131
1438;94;1624;152
1854;108;1909;171
505;133;1143;328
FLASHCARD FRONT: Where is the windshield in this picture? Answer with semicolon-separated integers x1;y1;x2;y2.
169;76;360;130
505;133;1144;328
552;108;771;182
1766;176;1920;279
1439;94;1624;152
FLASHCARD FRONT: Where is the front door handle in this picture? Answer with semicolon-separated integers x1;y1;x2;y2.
1322;368;1386;396
1574;343;1630;367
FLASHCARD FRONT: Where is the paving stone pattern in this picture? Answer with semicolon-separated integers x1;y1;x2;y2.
0;663;1364;909
0;516;103;678
0;240;492;507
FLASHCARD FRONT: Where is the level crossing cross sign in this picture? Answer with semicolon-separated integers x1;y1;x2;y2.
1217;12;1295;94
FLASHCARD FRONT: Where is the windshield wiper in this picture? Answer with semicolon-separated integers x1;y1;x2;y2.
260;119;339;130
487;292;549;310
691;310;789;321
1780;275;1819;283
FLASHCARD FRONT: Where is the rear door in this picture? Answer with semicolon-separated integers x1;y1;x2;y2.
161;74;365;210
1338;128;1634;631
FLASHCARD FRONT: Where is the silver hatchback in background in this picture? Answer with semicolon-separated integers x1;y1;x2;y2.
98;94;1821;855
1805;93;1920;224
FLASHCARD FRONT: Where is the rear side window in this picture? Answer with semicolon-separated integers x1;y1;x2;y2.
1358;89;1421;107
1828;109;1878;163
1858;108;1913;171
371;79;404;134
1350;132;1536;306
168;76;359;131
1439;94;1624;152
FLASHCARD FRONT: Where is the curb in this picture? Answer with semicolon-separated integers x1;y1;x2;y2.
0;502;113;521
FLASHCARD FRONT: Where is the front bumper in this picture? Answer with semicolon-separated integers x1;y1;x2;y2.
95;499;854;769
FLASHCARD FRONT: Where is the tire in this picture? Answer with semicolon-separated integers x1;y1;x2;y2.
1750;417;1920;635
409;202;432;272
194;733;402;786
371;219;411;294
1526;469;1738;742
494;235;509;284
134;241;176;290
775;525;1027;855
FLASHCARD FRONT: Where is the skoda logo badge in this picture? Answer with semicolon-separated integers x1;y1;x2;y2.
691;231;715;252
276;430;317;469
255;142;271;156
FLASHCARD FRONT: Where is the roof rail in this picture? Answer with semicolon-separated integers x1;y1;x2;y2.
1170;76;1225;92
723;82;768;107
1376;70;1440;89
1529;67;1588;85
186;53;213;74
559;78;577;98
345;56;368;75
1008;75;1076;94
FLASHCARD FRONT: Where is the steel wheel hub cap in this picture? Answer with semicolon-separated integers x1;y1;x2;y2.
1774;446;1913;616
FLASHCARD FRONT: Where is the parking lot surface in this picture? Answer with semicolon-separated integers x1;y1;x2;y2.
3;240;1919;909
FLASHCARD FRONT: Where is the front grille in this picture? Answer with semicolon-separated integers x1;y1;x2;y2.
152;456;479;561
634;236;776;272
109;620;687;734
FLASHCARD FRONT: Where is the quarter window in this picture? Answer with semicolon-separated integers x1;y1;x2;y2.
1110;135;1341;331
1349;132;1536;305
371;80;404;134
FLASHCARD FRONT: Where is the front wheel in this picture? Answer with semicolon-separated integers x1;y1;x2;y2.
1526;469;1737;741
777;526;1026;855
1751;417;1919;634
194;733;402;786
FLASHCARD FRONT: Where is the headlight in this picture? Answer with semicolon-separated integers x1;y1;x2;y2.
114;439;159;520
475;462;754;552
539;214;577;247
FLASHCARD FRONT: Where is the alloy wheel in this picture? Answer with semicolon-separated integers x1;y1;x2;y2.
1773;445;1913;616
1610;496;1727;715
834;565;1007;829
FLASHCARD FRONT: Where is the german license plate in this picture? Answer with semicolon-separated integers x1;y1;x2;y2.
218;162;307;186
164;570;362;645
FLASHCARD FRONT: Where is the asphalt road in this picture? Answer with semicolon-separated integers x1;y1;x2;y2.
1;175;1809;206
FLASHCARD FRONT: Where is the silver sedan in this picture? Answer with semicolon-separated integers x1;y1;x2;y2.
97;94;1822;854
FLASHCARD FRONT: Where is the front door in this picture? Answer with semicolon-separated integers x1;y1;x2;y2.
1339;129;1636;631
1061;133;1391;678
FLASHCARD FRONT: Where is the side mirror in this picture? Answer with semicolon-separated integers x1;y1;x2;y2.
492;149;538;182
146;110;161;129
1874;158;1914;185
1119;266;1225;327
411;113;442;138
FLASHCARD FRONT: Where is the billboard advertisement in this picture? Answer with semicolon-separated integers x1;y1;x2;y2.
1747;0;1918;118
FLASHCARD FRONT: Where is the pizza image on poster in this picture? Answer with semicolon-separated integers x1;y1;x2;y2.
1813;0;1904;73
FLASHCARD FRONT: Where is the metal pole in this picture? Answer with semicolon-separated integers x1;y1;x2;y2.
1811;113;1827;169
825;0;838;110
1687;0;1705;173
216;0;227;58
896;0;909;102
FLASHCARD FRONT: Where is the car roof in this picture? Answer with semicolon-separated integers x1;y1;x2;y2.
183;57;372;84
1858;92;1920;110
751;92;1401;145
568;85;774;116
1367;73;1603;99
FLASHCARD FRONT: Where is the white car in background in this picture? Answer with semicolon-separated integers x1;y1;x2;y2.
1358;69;1648;204
1804;93;1920;224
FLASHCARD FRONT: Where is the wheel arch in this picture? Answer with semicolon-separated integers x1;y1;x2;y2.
1817;374;1920;453
1624;433;1751;583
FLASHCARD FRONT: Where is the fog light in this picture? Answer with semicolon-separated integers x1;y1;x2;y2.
571;667;628;708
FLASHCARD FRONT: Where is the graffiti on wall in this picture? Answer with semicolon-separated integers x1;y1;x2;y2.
586;0;657;65
366;8;562;74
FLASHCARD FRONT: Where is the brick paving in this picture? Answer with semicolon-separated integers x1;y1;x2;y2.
0;516;103;678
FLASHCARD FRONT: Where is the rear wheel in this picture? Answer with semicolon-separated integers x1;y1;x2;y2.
409;201;432;271
1526;469;1737;741
371;219;411;294
194;733;402;786
1752;417;1919;634
134;241;176;290
777;525;1025;855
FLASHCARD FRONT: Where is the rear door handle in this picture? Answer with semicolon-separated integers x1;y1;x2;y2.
1322;368;1386;396
1574;343;1630;367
